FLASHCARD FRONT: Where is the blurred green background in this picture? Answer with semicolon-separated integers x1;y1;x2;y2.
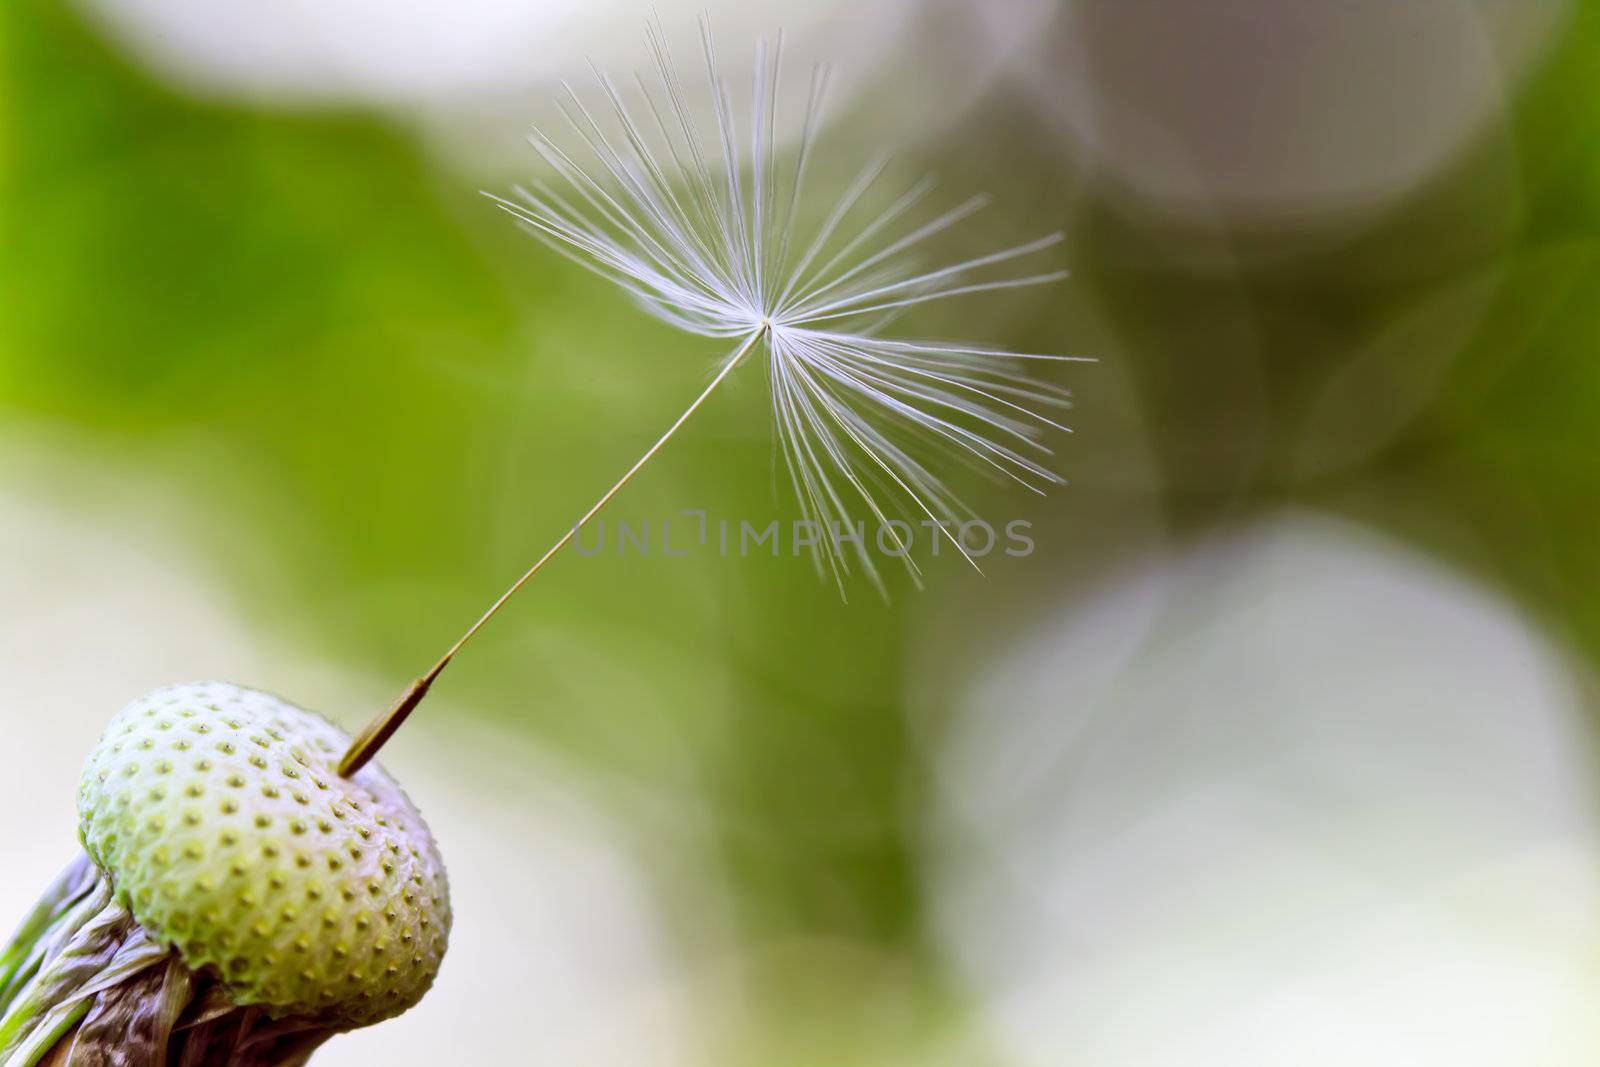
5;1;1600;1064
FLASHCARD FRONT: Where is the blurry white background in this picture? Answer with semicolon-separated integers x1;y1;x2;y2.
922;513;1600;1067
71;0;1062;168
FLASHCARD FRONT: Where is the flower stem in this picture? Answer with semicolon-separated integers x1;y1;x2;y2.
338;329;765;777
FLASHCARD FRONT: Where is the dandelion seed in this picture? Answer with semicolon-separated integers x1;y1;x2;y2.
338;19;1087;777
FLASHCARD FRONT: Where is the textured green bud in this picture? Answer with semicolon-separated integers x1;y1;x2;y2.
75;682;450;1029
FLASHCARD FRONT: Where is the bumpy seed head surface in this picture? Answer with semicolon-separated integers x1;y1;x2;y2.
76;682;450;1028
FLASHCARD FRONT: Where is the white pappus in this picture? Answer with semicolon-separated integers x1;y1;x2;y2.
485;20;1087;595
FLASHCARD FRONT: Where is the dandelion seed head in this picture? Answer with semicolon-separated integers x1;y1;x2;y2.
489;19;1087;594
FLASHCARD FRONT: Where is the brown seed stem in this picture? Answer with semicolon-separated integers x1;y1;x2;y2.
338;329;764;777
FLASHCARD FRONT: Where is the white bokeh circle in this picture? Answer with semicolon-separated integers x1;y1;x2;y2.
1023;0;1568;221
923;512;1600;1067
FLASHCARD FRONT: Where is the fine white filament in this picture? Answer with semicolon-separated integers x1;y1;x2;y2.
486;20;1086;595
